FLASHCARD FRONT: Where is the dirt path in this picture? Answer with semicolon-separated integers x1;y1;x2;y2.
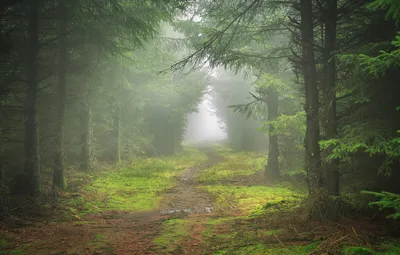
1;147;222;255
159;147;221;215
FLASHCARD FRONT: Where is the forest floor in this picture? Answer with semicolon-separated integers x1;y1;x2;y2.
1;145;400;255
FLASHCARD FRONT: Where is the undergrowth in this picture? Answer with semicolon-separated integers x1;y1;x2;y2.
61;146;207;219
202;184;304;214
153;218;191;252
196;148;266;184
343;243;400;255
192;149;315;254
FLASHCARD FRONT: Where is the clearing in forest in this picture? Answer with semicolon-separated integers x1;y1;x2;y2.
1;145;399;255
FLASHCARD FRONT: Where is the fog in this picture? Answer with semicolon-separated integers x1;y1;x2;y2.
184;91;227;144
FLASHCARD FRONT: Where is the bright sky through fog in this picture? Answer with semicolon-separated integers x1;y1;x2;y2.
184;93;227;143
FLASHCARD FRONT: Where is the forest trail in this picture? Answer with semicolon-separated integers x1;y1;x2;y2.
0;146;226;255
158;146;222;214
2;146;397;255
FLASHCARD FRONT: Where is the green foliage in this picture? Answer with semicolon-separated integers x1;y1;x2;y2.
209;68;268;151
367;0;400;22
263;112;306;139
319;126;400;174
264;112;306;176
357;34;400;77
253;74;292;98
361;191;400;219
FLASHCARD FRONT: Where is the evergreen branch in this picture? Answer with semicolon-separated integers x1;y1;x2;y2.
162;0;264;73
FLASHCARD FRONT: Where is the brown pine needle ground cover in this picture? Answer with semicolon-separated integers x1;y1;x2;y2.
1;145;399;255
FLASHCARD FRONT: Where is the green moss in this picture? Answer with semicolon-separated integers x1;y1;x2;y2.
194;148;309;254
201;184;304;214
343;247;376;255
7;245;30;255
153;218;190;252
214;242;318;255
201;216;249;240
0;238;6;249
343;242;400;255
196;150;266;184
63;147;207;216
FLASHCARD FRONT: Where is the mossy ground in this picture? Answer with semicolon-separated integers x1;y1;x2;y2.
61;146;208;219
342;244;400;255
1;145;399;255
152;145;400;255
153;146;317;254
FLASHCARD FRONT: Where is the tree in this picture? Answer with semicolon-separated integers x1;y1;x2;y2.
210;69;269;152
174;1;293;178
24;0;41;195
321;0;339;196
52;0;68;189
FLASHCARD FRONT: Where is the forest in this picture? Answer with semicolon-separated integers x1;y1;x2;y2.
0;0;399;254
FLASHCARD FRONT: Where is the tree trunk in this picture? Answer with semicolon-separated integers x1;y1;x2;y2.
80;91;92;171
300;0;323;195
0;153;8;213
24;0;41;195
112;103;121;164
322;0;339;196
266;86;280;180
53;1;68;189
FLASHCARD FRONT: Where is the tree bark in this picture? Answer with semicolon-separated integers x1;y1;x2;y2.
24;0;41;195
0;153;7;213
53;1;68;189
266;86;280;180
322;0;339;196
300;0;323;195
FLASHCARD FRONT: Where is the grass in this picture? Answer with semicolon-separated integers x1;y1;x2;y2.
62;146;207;218
200;214;319;255
153;218;190;252
0;235;27;255
213;242;319;255
197;149;266;184
188;148;315;254
5;144;400;255
202;184;305;214
0;239;27;255
343;243;400;255
195;147;305;215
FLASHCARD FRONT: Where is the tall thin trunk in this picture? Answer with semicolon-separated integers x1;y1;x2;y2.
300;0;322;195
0;89;8;212
322;0;339;196
53;1;68;189
80;91;92;171
0;152;7;213
112;103;121;164
24;0;40;195
266;86;280;180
